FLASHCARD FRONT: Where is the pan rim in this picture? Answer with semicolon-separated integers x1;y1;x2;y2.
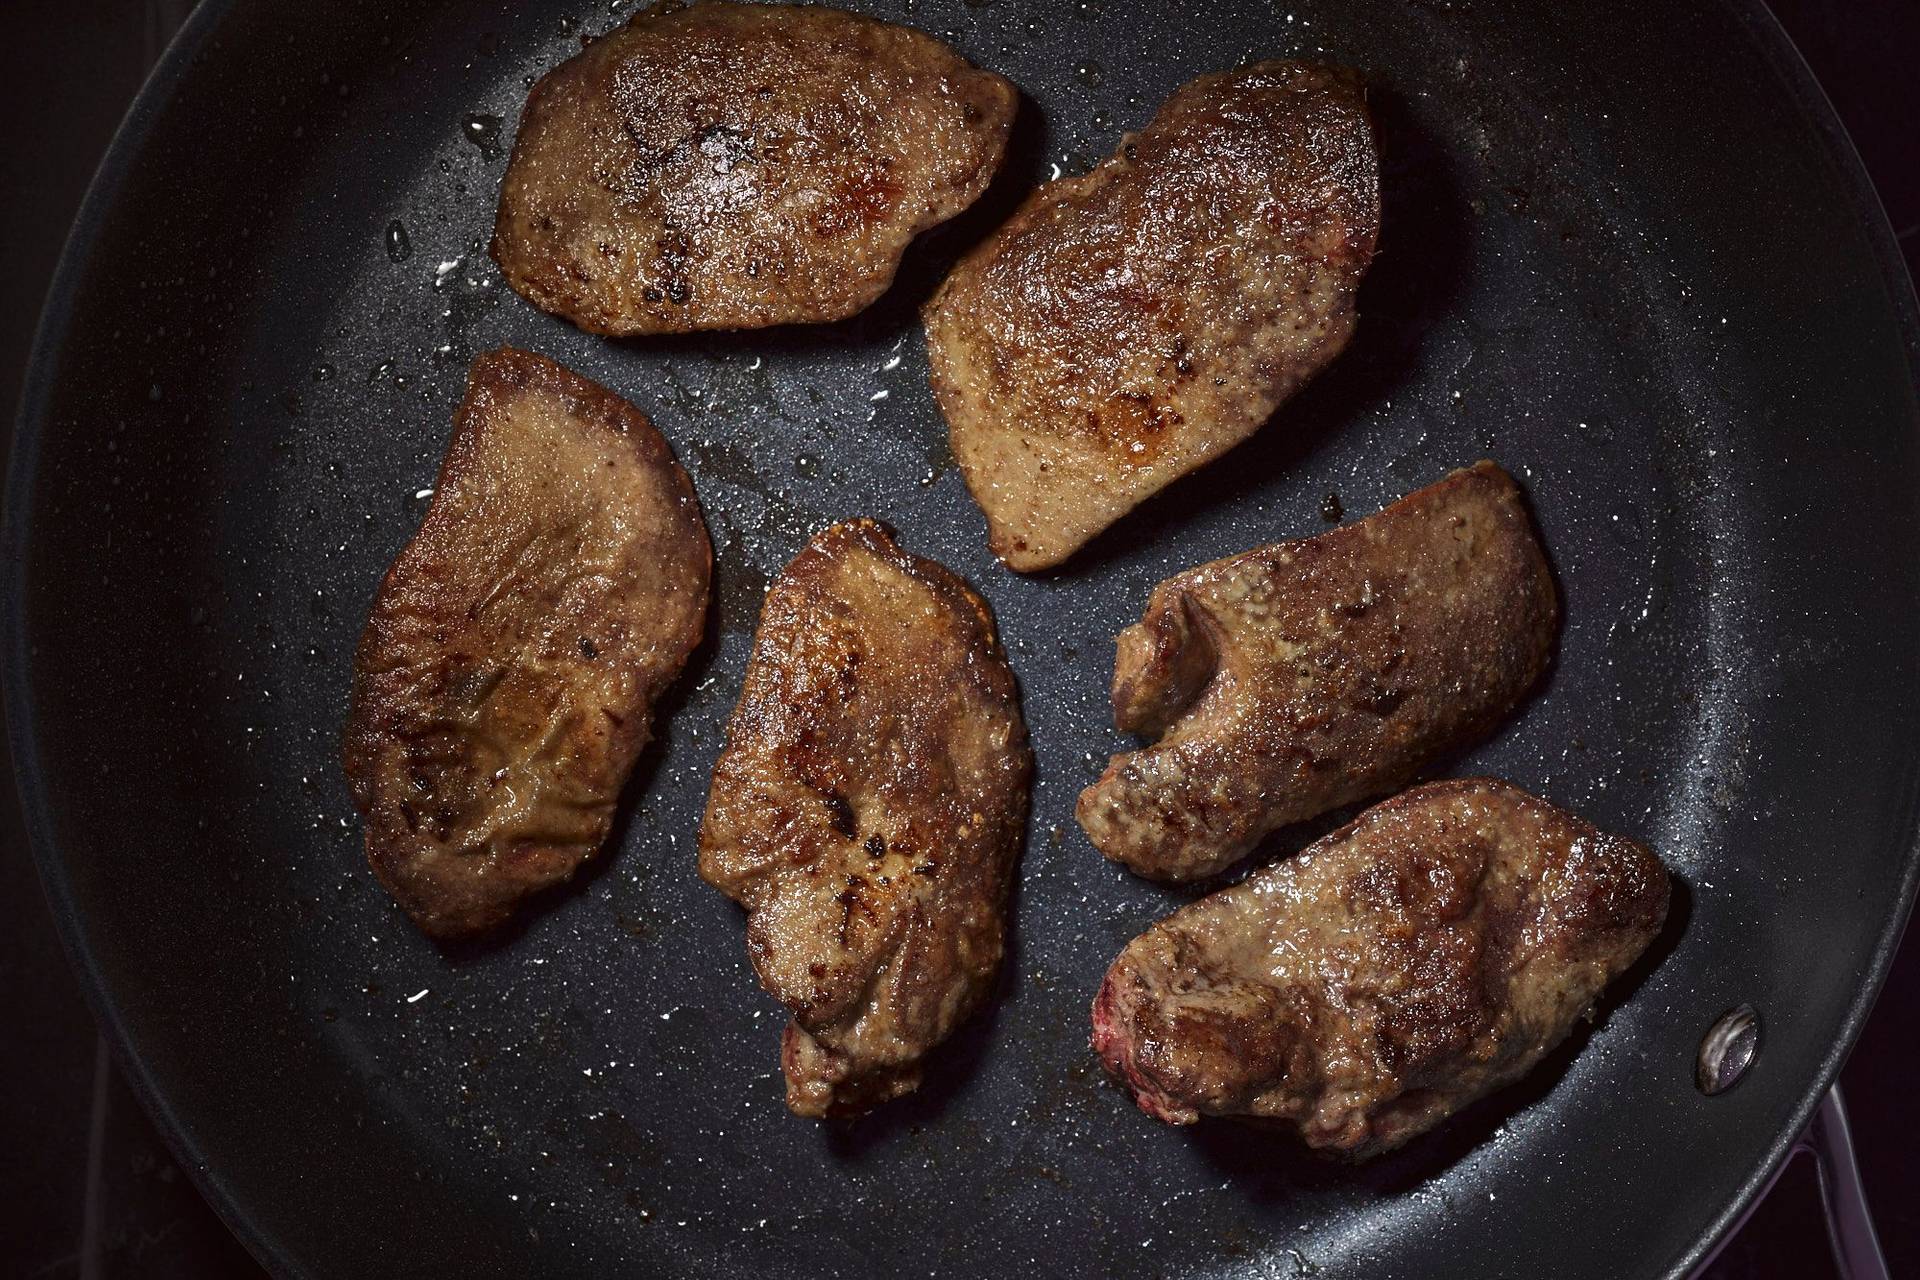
1657;1;1920;1272
3;2;1916;1277
0;1;307;1274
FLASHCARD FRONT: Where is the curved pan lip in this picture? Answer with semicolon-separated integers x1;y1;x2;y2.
3;2;1916;1277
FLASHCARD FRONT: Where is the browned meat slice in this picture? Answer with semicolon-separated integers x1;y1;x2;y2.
699;520;1030;1117
343;348;710;938
1078;461;1557;882
922;61;1378;571
491;1;1017;336
1092;778;1669;1156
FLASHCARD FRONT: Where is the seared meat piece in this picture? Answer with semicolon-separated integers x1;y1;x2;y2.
1092;778;1669;1156
699;520;1030;1117
492;1;1017;335
1078;461;1556;882
923;61;1377;571
343;348;710;938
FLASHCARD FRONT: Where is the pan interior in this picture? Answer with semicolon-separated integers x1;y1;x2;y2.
10;1;1919;1277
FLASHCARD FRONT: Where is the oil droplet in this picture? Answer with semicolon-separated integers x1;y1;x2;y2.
313;363;336;382
1075;62;1105;88
406;487;435;517
463;113;505;160
385;220;412;263
1091;109;1113;131
1576;418;1616;448
1321;492;1344;523
1608;508;1646;548
794;454;821;479
1073;0;1105;17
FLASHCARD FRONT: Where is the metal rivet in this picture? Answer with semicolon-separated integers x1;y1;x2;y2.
1697;1005;1761;1095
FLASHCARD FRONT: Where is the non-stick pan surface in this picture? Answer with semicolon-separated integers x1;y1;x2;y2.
9;0;1920;1276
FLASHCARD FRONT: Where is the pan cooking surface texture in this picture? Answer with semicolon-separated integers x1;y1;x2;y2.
9;1;1919;1277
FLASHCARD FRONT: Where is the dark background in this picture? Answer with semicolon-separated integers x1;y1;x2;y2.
1;1;1913;1276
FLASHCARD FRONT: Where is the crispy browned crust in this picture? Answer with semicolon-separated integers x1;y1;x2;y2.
1077;461;1558;882
342;348;711;938
698;519;1031;1117
923;61;1378;571
491;1;1017;336
1091;779;1669;1157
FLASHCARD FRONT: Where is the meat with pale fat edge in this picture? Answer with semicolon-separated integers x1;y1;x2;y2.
922;61;1378;571
1078;461;1557;882
492;1;1017;336
1092;778;1669;1157
699;519;1031;1117
343;348;710;938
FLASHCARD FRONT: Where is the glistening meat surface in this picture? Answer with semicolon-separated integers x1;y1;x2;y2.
699;520;1030;1117
1092;778;1669;1157
924;61;1378;570
343;348;710;938
494;1;1017;335
1079;461;1558;881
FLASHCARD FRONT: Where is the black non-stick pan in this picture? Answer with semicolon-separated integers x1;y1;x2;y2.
8;0;1919;1276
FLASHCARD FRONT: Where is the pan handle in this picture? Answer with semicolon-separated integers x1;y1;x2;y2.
1806;1086;1889;1280
1689;1085;1886;1279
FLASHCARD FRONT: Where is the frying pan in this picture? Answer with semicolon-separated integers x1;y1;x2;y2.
8;0;1918;1276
